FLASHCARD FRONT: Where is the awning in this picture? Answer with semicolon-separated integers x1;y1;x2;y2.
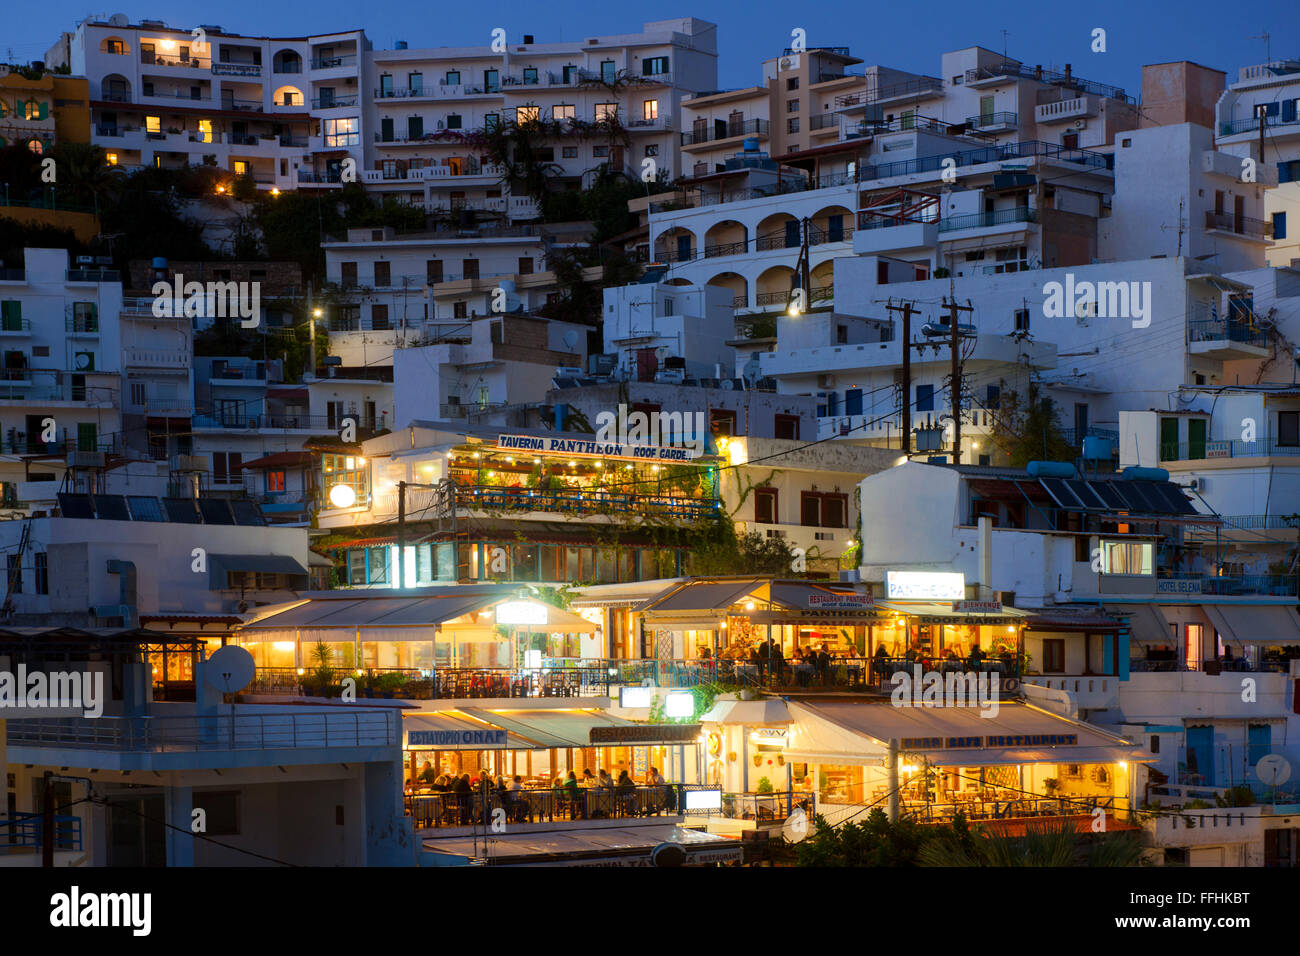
422;823;742;866
457;708;637;749
699;698;793;725
1105;604;1173;644
207;554;308;590
403;711;532;750
636;580;764;615
1022;610;1122;632
236;593;595;634
241;451;313;470
784;700;1154;768
876;601;1032;623
1202;604;1300;648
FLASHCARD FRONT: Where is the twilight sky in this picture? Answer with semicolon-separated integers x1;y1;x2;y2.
6;0;1298;98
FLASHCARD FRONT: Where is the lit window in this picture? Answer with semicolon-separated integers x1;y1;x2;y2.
516;105;540;124
233;160;249;176
145;115;161;133
642;100;658;121
1099;539;1153;575
106;152;118;165
197;119;212;143
595;102;618;121
552;104;574;121
323;116;359;147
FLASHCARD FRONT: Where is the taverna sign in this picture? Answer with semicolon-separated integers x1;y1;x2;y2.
496;434;701;463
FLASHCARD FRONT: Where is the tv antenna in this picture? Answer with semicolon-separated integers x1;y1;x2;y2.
1247;30;1271;62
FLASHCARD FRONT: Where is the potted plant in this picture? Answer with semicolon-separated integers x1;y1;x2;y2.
377;671;407;698
302;641;336;697
755;776;774;794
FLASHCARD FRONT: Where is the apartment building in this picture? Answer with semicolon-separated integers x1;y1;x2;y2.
602;281;735;380
59;14;369;189
1214;58;1300;267
0;66;90;153
362;19;718;214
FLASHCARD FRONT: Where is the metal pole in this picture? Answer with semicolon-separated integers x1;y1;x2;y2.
887;739;900;823
41;771;54;867
396;480;406;590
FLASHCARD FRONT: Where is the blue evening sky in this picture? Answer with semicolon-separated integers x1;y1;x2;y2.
6;0;1298;98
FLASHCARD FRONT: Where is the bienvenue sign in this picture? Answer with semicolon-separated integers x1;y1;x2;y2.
408;729;508;749
496;434;701;463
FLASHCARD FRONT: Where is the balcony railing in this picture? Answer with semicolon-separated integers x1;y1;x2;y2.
0;813;82;852
406;784;695;829
450;486;720;521
311;94;359;109
965;61;1134;103
66;268;120;283
937;206;1037;232
211;61;264;77
312;54;358;70
965;111;1020;128
835;76;944;108
681;119;769;146
1220;113;1300;136
298;170;343;184
5;710;399;751
1186;318;1268;348
1204;210;1272;239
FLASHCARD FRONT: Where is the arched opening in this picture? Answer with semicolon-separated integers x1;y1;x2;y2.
100;75;131;103
654;226;695;264
811;204;854;244
756;213;800;252
704;220;747;258
273;85;304;107
755;265;797;308
810;260;835;305
663;277;693;286
273;49;303;74
707;271;748;309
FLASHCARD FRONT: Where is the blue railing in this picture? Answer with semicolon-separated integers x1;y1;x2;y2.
1188;318;1268;347
1220;114;1300;136
0;813;82;851
859;140;1109;182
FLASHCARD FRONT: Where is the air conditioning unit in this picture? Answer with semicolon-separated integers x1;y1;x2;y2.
1073;119;1086;129
817;374;836;388
1185;477;1204;492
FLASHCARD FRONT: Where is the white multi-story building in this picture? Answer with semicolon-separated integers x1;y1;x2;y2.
59;14;369;190
1214;58;1300;267
601;281;734;380
362;20;718;212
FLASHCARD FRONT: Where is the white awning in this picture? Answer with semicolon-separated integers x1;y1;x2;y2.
422;823;741;866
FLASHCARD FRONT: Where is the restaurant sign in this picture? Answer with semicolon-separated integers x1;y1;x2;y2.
590;723;702;745
806;593;874;609
952;601;1003;614
496;433;701;463
408;729;508;749
901;734;1078;750
885;571;965;600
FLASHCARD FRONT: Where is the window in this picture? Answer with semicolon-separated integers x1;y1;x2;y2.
1274;212;1287;240
709;408;737;436
644;143;659;157
373;261;390;287
322;452;369;505
371;304;390;330
409;72;423;95
380;74;394;97
265;470;286;493
1042;639;1065;673
130;382;147;406
407;115;423;139
593;145;609;158
754;488;777;524
600;61;616;83
77;422;98;452
595;102;619;122
916;384;935;412
787;117;800;133
1278;160;1300;184
454;301;468;319
426;259;442;284
1014;308;1030;332
642;99;659;121
1278;411;1300;447
484;69;500;92
212;451;243;485
774;414;800;440
643;56;669;76
33;552;48;594
444;70;461;86
518;257;534;275
462;259;479;279
145;115;161;133
787;99;800;112
446;114;462;130
106;38;125;54
800;492;847;528
339;262;357;288
0;300;21;331
562;145;578;158
323;117;358;147
1099;539;1153;575
786;77;799;91
199;792;241;835
515;105;540;124
553;104;575;122
986;384;1001;407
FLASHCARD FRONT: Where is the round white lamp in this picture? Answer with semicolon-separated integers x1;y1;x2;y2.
328;483;357;508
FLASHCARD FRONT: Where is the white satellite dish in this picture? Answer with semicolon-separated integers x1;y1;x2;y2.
562;329;580;351
1256;754;1292;786
205;645;256;695
782;806;809;843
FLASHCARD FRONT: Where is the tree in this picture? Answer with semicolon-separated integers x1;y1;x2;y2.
795;808;946;867
919;814;1147;866
987;379;1076;466
48;141;122;208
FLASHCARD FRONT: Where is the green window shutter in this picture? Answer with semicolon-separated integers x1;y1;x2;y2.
77;422;97;452
38;101;49;120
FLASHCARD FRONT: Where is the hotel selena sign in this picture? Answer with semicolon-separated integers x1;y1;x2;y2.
496;434;700;463
408;729;508;749
901;734;1079;750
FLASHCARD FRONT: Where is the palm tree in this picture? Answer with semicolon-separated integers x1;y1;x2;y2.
50;141;124;208
919;815;1148;866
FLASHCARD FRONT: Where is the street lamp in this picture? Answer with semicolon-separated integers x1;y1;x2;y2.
328;483;357;509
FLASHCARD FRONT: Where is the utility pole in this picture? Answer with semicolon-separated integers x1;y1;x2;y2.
943;297;974;464
41;771;53;868
886;300;919;455
396;479;406;590
1257;102;1268;167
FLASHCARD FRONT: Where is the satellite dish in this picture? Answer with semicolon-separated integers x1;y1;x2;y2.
205;645;256;695
782;806;810;843
650;842;687;867
1256;754;1292;786
719;379;734;390
562;329;580;351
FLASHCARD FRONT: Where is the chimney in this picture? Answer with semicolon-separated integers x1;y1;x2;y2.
1064;63;1073;81
523;34;534;44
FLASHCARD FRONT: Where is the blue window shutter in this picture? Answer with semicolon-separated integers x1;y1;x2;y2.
1274;212;1286;240
1283;98;1297;123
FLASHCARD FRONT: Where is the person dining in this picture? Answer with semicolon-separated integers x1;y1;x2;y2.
967;645;985;670
597;769;614;790
564;771;583;820
615;770;637;815
452;772;472;824
418;761;436;786
581;768;597;788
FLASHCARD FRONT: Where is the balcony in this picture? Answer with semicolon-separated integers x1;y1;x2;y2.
406;784;701;829
65;314;100;336
66;268;120;283
937;205;1037;233
1204;210;1272;241
211;61;264;78
965;111;1020;131
0;317;32;334
311;94;359;109
681;119;769;148
140;53;211;70
311;53;358;70
1219;113;1300;137
447;485;720;522
298;170;343;184
1186;317;1269;359
836;76;943;109
965;62;1134;103
0;269;26;283
1034;97;1097;124
123;346;189;368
